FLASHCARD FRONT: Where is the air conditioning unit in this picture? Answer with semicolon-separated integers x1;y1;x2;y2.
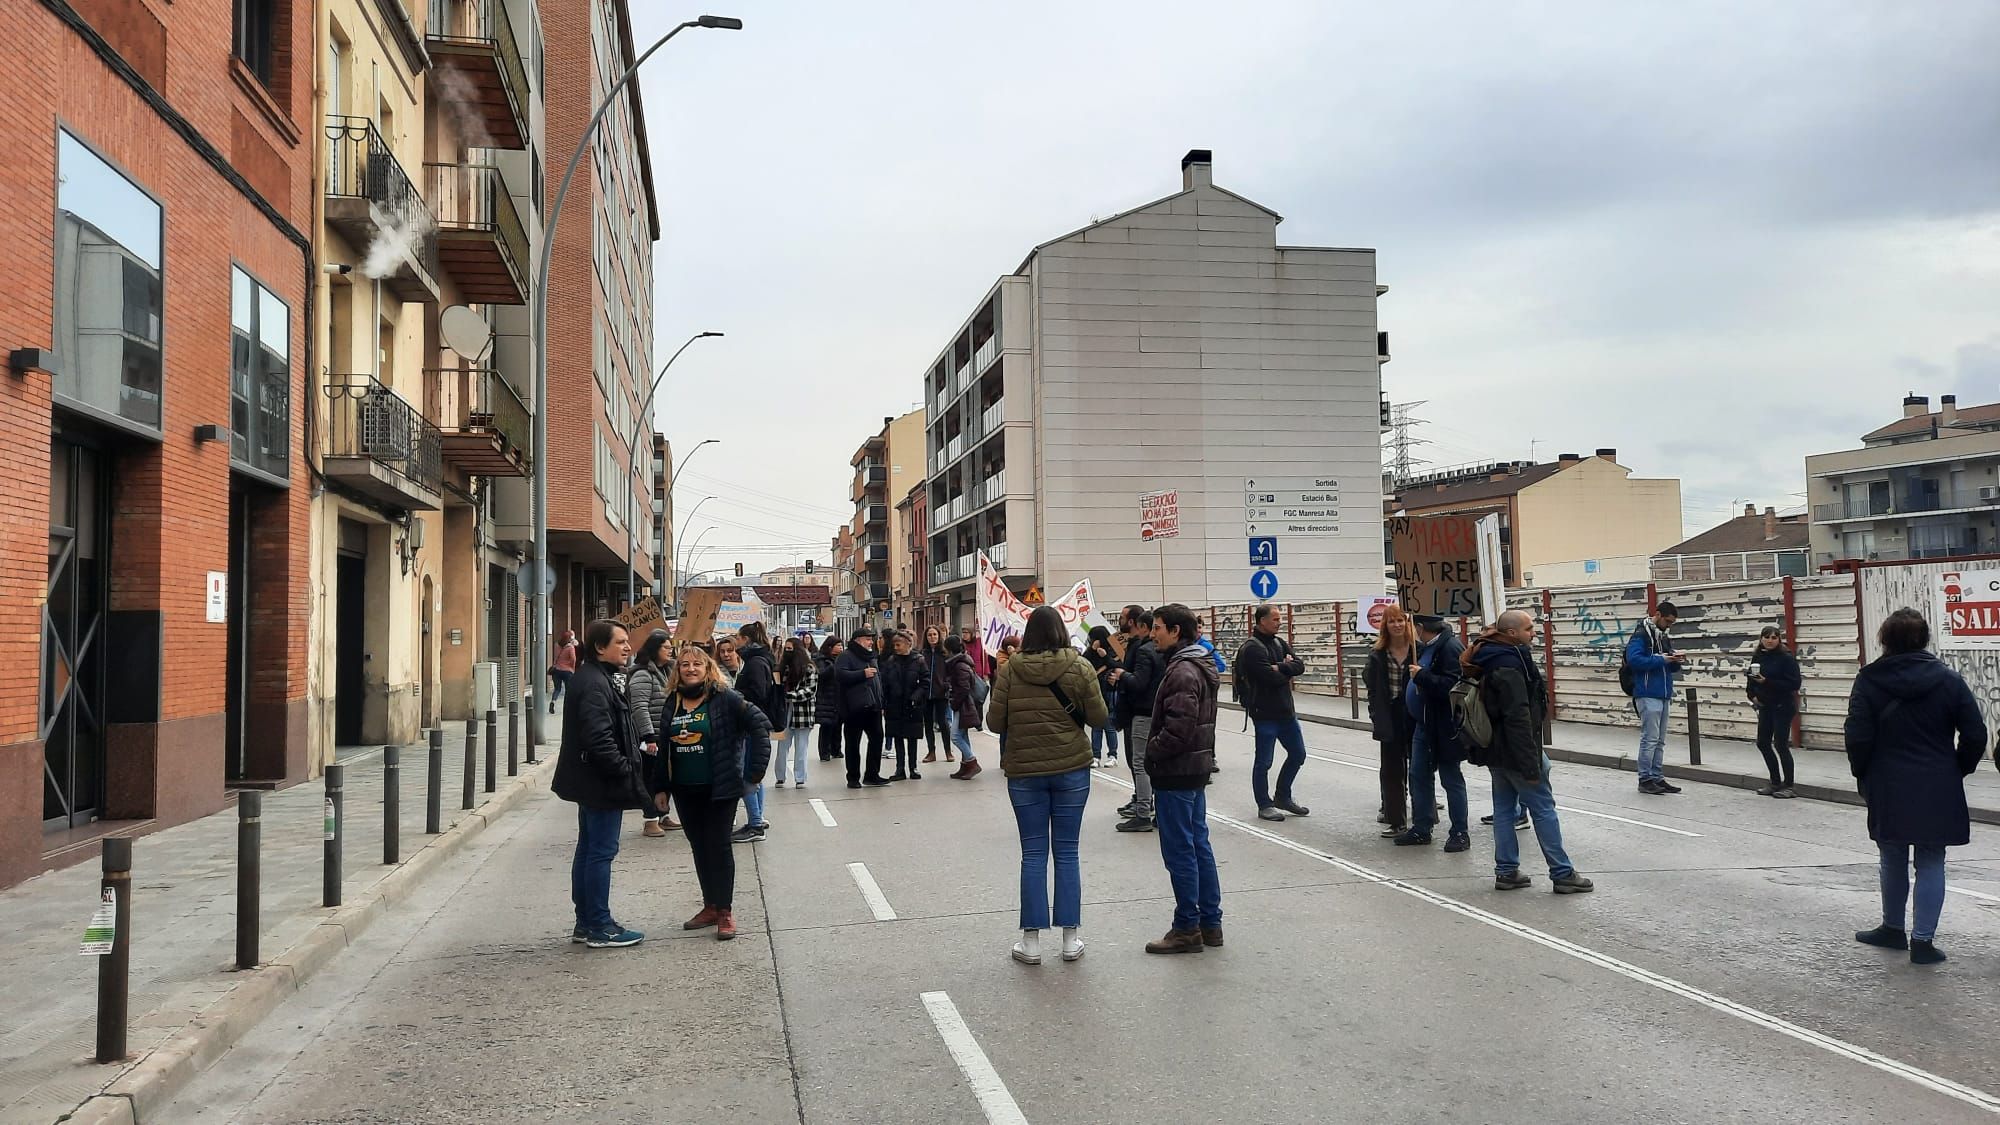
1979;486;2000;503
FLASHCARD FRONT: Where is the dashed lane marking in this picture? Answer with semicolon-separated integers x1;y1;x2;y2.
847;861;897;921
809;798;838;828
920;991;1030;1125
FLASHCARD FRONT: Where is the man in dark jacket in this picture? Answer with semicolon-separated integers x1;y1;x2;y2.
837;629;890;788
1465;611;1593;895
1398;615;1470;851
551;620;649;948
732;623;781;842
1143;604;1224;954
1238;605;1310;822
1110;605;1167;832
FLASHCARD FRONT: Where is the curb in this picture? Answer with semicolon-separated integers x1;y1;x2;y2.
57;757;557;1125
1232;702;2000;828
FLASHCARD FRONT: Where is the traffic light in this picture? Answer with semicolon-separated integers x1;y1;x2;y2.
734;561;744;577
804;559;814;574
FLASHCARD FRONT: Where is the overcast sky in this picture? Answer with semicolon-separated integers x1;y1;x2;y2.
628;0;2000;576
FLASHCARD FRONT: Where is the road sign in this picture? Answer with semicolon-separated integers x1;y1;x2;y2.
1245;505;1342;522
519;560;558;596
1244;489;1340;506
1247;521;1341;537
1248;536;1278;566
1244;475;1341;492
1250;570;1280;600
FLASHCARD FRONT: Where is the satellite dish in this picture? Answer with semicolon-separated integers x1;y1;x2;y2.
439;305;492;362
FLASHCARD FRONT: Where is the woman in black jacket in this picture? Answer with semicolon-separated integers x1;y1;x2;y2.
649;644;774;942
920;625;954;764
1085;626;1122;768
1848;609;1988;966
552;620;649;948
732;622;782;841
1746;625;1804;797
814;638;845;762
1364;605;1415;837
882;630;933;780
626;629;680;837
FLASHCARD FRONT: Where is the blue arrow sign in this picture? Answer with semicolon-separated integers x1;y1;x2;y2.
1250;569;1280;600
1248;536;1278;567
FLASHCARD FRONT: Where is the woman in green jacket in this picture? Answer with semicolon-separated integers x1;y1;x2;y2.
988;606;1108;964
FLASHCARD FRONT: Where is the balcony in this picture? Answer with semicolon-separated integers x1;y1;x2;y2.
981;399;1004;434
974;335;998;372
323;373;444;510
954;360;971;396
864;543;890;564
867;582;892;602
862;503;889;527
426;0;530;150
427;163;529;304
946;434;965;463
1377;330;1391;364
1814;488;2000;524
324;117;441;304
850;464;888;502
988;542;1009;568
428;366;530;476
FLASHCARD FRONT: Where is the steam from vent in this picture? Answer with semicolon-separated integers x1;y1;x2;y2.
362;203;435;280
431;66;496;153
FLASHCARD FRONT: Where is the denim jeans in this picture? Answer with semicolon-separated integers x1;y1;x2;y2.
1252;717;1307;809
1489;755;1574;879
1126;716;1155;815
776;726;811;783
948;708;977;762
741;758;766;828
1635;697;1669;782
1090;723;1120;758
1008;767;1091;929
571;805;623;934
1409;723;1468;836
1155;789;1222;931
1881;842;1948;942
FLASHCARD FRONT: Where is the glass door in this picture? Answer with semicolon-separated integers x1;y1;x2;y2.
43;439;108;828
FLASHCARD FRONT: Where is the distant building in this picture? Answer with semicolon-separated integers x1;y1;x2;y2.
1807;393;2000;567
843;411;924;631
1652;505;1810;583
1390;451;1683;588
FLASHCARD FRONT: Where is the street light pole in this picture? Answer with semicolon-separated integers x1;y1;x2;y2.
656;438;719;610
624;334;721;606
675;502;719;582
530;14;743;740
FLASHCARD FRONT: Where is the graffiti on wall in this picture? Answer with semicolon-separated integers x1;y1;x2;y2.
1572;603;1632;665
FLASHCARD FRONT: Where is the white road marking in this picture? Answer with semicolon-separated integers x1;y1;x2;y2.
1092;772;2000;1114
808;798;838;828
847;861;897;921
1948;885;2000;904
921;991;1030;1125
1304;752;1701;836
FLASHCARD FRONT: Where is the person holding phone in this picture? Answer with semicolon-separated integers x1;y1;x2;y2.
1747;625;1803;798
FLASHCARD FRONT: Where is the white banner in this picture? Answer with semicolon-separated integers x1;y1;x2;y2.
976;554;1112;652
1355;595;1401;635
1475;514;1505;625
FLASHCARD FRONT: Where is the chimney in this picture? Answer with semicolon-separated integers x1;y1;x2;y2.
1763;506;1777;541
1180;149;1214;190
1558;452;1582;465
1595;447;1618;462
1941;394;1959;425
1489;467;1510;482
1903;393;1930;418
1744;503;1757;518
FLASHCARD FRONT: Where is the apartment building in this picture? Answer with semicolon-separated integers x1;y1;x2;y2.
1652;504;1809;583
309;0;543;759
896;482;943;631
845;410;925;630
522;0;659;638
650;433;672;602
923;151;1385;617
2;0;314;884
1389;451;1683;588
1807;393;2000;567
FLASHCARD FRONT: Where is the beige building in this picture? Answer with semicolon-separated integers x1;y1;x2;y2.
1391;451;1683;588
1807;392;2000;566
844;410;925;630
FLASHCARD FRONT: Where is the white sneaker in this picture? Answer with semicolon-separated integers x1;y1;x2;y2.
1012;930;1042;965
1062;933;1085;962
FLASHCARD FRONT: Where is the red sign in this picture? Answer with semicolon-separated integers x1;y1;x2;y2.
753;584;832;606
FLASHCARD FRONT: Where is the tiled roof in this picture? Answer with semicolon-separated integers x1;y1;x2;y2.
1392;462;1569;510
1863;401;2000;442
1661;513;1810;556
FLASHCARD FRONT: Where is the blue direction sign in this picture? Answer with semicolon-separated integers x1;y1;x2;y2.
1250;569;1280;600
1248;536;1278;566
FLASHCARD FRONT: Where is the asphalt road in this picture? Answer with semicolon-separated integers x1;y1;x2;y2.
162;720;2000;1124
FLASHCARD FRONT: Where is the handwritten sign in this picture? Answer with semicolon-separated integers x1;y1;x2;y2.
673;587;729;645
975;554;1112;652
1390;515;1486;619
1939;570;2000;649
1138;490;1179;542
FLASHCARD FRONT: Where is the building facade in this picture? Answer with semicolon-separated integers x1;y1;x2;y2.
4;0;315;884
895;482;943;631
845;410;924;630
1807;393;2000;567
650;432;671;601
921;152;1387;618
1652;504;1809;583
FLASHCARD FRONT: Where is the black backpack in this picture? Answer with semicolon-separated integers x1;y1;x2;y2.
1618;623;1656;697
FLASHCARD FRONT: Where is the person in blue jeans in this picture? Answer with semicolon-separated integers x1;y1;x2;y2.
1143;604;1226;953
1848;608;1987;966
1236;605;1311;822
1397;615;1470;851
1464;611;1594;895
1626;601;1685;795
988;606;1107;964
550;620;651;947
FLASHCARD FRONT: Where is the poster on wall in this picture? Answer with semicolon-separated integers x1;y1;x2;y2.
1389;515;1486;619
975;554;1113;652
1937;570;2000;649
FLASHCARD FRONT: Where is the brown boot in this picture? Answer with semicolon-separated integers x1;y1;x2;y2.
954;759;983;780
1201;927;1225;948
643;819;666;838
716;909;738;941
1145;929;1205;955
923;751;938;763
684;905;720;930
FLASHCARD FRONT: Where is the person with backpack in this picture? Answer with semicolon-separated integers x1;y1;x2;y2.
943;634;986;779
1365;605;1415;838
1108;605;1167;833
1237;605;1310;822
1396;615;1471;851
1625;600;1686;795
1460;611;1594;894
1746;625;1803;798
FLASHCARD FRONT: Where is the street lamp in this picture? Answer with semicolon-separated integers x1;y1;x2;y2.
529;14;743;740
655;438;720;608
675;497;720;579
624;334;722;604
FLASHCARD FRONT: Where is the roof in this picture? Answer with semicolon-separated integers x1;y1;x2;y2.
1013;183;1284;277
1660;512;1810;557
1863;400;2000;442
1393;462;1570;510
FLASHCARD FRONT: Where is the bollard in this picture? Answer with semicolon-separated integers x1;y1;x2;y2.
463;718;478;810
1685;686;1702;766
507;701;520;777
237;793;261;970
383;745;401;866
324;764;344;908
95;837;132;1063
426;727;444;834
1349;668;1361;720
484;709;498;793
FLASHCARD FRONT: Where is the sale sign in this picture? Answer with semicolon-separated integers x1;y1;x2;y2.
1938;570;2000;649
1138;489;1180;542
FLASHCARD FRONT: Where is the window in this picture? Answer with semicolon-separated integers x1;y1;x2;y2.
53;129;163;432
234;0;278;88
230;267;290;480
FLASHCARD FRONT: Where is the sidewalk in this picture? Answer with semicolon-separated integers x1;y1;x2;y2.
1266;692;2000;824
0;711;552;1125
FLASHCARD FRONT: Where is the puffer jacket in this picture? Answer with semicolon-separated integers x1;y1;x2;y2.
837;644;886;714
813;655;843;724
988;648;1107;778
552;658;650;810
644;686;774;802
1146;643;1218;789
736;641;785;729
880;650;933;738
625;661;670;748
944;652;981;731
1465;636;1545;780
1847;650;1987;846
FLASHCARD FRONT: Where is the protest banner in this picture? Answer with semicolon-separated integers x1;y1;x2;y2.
1390;514;1487;620
975;554;1113;652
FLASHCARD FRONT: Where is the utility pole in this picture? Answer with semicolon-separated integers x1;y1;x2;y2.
1385;399;1431;486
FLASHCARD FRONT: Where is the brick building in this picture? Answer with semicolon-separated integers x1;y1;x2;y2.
1;0;316;884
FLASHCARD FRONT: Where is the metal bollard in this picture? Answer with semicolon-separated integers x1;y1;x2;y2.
1349;668;1362;720
484;709;498;793
383;745;400;865
463;718;478;810
507;701;520;777
95;837;132;1063
324;765;344;908
426;727;444;834
237;793;261;970
1685;686;1703;766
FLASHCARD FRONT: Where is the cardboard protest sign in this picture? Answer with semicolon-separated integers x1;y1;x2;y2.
1390;515;1487;619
